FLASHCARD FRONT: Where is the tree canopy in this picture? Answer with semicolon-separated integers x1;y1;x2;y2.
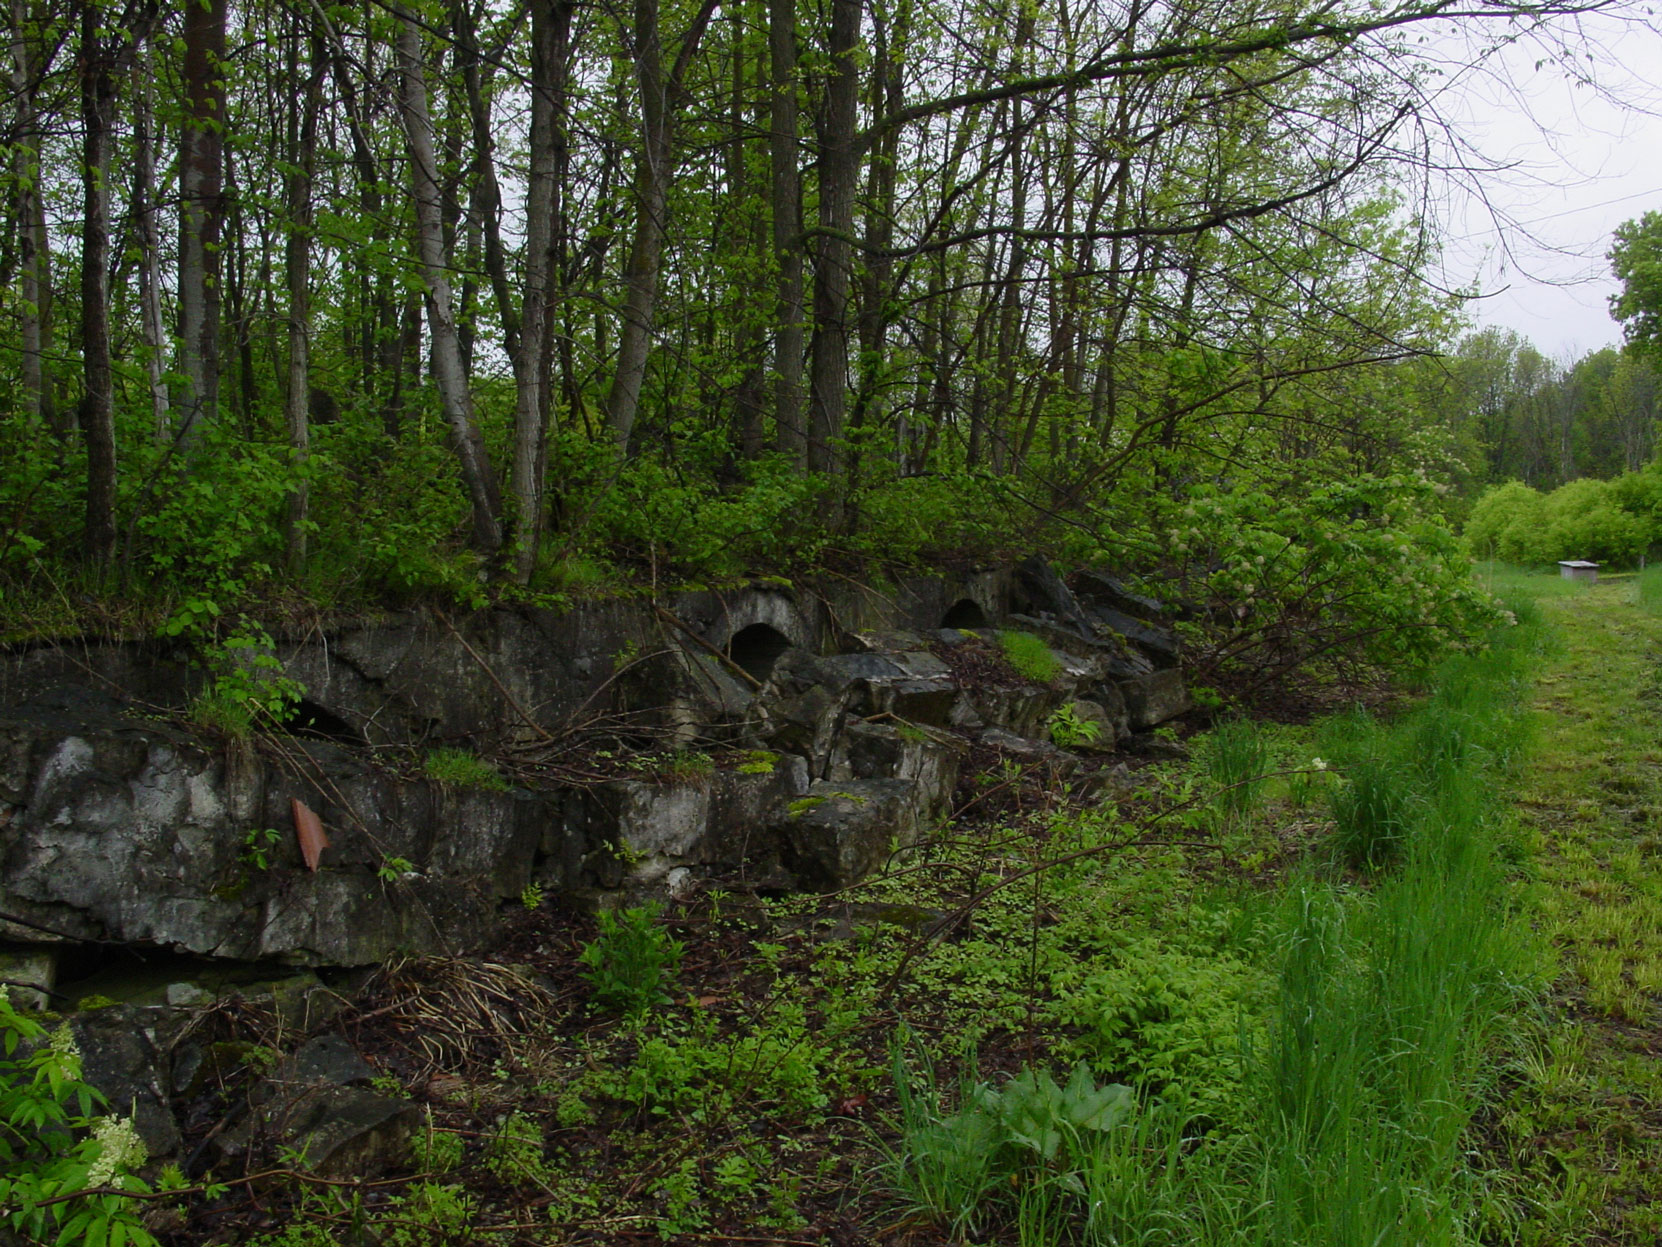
0;0;1648;664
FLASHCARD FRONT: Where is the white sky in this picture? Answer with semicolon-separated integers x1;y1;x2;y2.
1429;10;1662;360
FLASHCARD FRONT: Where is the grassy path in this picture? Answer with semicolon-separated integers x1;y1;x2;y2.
1494;573;1662;1243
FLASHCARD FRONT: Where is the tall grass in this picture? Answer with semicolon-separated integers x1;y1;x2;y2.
1204;718;1272;829
1634;562;1662;613
887;604;1551;1246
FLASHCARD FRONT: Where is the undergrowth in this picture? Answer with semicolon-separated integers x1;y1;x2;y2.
884;599;1551;1245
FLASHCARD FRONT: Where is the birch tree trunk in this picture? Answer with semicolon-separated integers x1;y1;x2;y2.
131;41;169;442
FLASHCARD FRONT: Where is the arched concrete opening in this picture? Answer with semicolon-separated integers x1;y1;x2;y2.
941;598;989;629
727;624;793;683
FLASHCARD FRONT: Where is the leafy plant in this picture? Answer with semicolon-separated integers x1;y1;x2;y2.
188;628;303;739
1048;703;1103;749
377;856;415;883
886;1038;1136;1239
0;998;162;1246
578;903;684;1017
520;882;545;911
997;630;1061;684
482;1112;550;1188
240;827;281;871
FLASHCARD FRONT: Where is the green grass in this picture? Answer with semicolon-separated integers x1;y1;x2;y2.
997;629;1062;684
1483;573;1662;1242
1632;562;1662;612
1473;559;1592;601
423;747;510;791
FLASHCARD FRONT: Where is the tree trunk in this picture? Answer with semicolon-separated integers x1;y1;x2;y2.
8;0;56;434
284;30;323;574
507;0;572;581
131;40;169;442
768;0;805;463
806;0;861;478
176;0;227;452
394;13;502;553
603;0;669;454
603;0;719;455
79;4;118;569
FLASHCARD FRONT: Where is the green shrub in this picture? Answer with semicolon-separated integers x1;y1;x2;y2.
1465;481;1549;564
0;998;162;1246
1544;477;1648;565
578;903;684;1016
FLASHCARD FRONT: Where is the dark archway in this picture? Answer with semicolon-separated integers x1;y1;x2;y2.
727;623;793;683
287;698;364;746
941;598;989;629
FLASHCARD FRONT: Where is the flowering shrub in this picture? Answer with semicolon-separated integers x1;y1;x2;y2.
0;997;159;1247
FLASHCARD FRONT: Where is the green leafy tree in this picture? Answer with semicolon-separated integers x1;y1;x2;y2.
1611;210;1662;359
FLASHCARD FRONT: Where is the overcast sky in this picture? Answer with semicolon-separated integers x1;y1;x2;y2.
1428;11;1662;360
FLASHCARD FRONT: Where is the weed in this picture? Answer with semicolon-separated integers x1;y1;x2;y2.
482;1112;549;1188
1047;703;1103;749
411;1118;464;1175
520;881;545;911
241;826;281;871
578;903;683;1017
377;855;414;883
997;630;1061;684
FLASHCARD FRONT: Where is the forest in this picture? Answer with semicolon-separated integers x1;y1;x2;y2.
2;0;1651;649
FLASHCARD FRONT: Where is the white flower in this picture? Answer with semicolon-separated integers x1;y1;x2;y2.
86;1115;147;1188
1311;757;1327;771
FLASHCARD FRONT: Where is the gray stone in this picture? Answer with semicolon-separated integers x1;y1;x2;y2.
1073;570;1167;621
71;1005;184;1161
977;727;1075;769
1124;734;1191;761
272;1085;420;1178
0;946;55;1010
782;779;925;889
165;981;213;1008
1119;669;1192;729
271;1034;374;1091
830;722;965;819
1085;605;1181;667
0;710;554;966
1014;557;1099;640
